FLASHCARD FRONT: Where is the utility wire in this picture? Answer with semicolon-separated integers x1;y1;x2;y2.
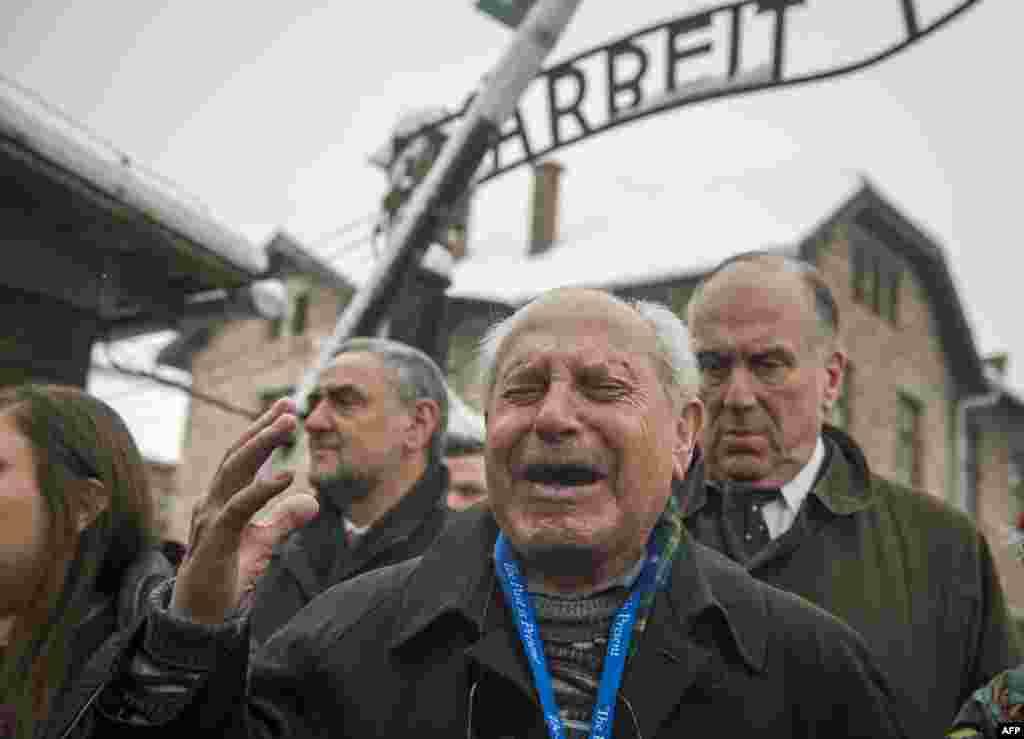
307;212;377;248
97;342;259;420
320;231;377;262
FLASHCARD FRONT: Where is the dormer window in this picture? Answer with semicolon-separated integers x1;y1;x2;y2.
851;230;902;325
269;276;313;340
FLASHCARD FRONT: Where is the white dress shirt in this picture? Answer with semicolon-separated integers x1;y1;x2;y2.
343;518;370;547
762;436;826;540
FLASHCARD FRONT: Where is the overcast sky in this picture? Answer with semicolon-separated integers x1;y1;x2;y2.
2;0;1019;462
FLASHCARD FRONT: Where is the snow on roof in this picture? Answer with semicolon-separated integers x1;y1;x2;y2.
319;166;866;306
0;76;266;277
448;167;865;305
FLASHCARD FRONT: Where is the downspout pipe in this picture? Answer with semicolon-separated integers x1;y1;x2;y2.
958;391;1002;515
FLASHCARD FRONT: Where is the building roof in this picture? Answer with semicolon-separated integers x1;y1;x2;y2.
156;230;356;369
447;169;864;305
801;179;989;396
445;170;1003;402
264;230;357;294
0;75;267;334
0;77;265;276
446;170;1024;469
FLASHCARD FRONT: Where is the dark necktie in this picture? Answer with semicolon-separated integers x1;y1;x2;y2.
727;486;782;560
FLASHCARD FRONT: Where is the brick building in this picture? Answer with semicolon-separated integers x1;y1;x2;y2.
158;231;354;543
162;167;1024;614
144;459;180;540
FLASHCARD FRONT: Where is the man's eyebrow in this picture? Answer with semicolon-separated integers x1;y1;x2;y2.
695;344;790;358
498;359;546;382
316;383;367;399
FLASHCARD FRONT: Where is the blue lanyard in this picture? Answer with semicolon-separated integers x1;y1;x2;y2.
493;533;659;739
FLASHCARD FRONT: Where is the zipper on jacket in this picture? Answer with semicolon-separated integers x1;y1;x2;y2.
59;681;104;739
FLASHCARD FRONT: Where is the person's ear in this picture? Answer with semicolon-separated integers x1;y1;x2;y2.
672;397;704;480
404;398;441;455
821;348;848;415
71;478;109;533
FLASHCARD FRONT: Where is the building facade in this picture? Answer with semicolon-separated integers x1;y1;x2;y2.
165;174;1024;614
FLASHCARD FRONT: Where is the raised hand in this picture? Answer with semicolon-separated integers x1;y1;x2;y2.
234;494;320;611
171;399;318;625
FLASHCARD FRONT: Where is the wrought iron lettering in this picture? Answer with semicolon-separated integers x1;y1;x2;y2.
606;41;649;120
900;0;921;38
379;0;982;186
665;13;714;93
756;0;806;81
546;62;592;147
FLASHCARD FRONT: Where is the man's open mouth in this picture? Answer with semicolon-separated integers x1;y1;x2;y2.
522;463;606;487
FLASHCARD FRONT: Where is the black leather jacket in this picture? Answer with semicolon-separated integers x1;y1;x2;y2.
38;548;173;739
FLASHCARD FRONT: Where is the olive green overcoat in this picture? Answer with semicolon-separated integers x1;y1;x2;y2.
679;425;1022;739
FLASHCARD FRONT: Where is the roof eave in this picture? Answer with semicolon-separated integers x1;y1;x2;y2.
0;80;267;281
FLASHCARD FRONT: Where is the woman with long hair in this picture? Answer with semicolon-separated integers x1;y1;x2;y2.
0;384;171;739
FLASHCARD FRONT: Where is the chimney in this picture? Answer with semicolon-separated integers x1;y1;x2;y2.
529;160;564;257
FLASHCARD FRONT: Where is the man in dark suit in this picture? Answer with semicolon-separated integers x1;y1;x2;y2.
680;252;1021;738
244;337;450;644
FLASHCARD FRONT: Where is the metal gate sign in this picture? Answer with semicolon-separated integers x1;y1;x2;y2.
391;0;982;184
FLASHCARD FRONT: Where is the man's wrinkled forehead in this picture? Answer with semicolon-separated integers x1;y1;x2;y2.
494;290;657;377
693;260;814;326
317;351;393;390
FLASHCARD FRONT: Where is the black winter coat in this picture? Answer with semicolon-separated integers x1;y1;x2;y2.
95;507;908;738
248;461;449;644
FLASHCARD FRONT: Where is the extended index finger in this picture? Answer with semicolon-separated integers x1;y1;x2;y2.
211;400;298;504
219;397;298;468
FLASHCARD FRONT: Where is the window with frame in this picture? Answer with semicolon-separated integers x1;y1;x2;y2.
851;235;901;326
268;277;313;340
291;291;310;335
885;270;901;324
894;393;922;488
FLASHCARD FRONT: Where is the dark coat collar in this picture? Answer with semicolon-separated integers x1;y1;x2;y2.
678;425;877;519
389;505;767;675
278;460;448;589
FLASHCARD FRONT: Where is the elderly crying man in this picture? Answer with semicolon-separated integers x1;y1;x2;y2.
92;288;906;738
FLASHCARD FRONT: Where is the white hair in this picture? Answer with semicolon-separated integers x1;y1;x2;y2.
477;292;699;410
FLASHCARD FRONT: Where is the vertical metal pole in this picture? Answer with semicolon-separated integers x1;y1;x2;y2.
262;0;584;476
